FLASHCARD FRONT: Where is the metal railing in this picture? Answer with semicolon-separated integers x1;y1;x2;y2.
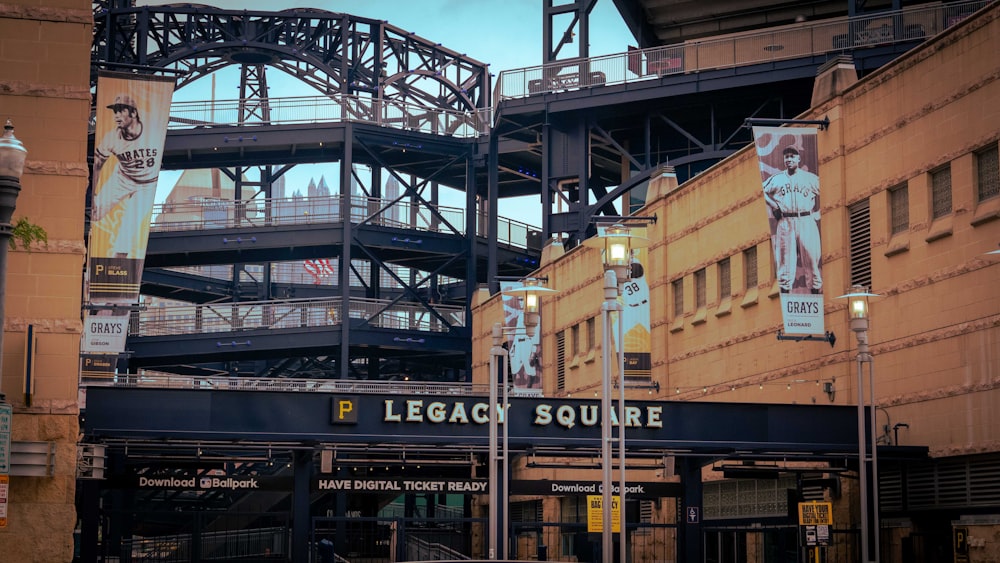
83;371;488;395
133;296;465;337
158;262;463;291
121;526;287;562
169;93;492;138
495;0;992;102
151;194;539;249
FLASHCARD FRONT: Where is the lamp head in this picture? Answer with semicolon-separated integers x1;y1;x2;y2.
0;119;28;180
849;294;868;321
499;277;558;338
836;284;878;334
583;223;649;286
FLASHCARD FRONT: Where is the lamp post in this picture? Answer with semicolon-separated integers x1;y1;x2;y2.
584;224;648;563
487;322;507;560
0;120;27;389
0;119;26;480
839;285;880;563
490;278;556;560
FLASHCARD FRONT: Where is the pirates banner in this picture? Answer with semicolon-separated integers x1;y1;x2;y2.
752;126;825;335
83;72;175;354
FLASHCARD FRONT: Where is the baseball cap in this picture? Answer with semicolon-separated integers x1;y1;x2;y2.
782;143;802;155
107;93;137;111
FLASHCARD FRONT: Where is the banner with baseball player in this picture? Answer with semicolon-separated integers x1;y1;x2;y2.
609;226;651;380
752;126;825;335
83;72;175;355
500;281;543;397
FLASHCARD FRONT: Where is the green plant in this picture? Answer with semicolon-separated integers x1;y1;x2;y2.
10;217;47;250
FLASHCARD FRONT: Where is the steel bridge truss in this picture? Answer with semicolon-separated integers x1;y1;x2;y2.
90;1;500;381
92;2;490;111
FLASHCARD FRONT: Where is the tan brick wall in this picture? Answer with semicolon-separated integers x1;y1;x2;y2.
472;4;1000;465
0;1;91;560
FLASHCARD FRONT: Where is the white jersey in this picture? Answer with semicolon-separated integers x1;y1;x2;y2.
94;128;162;188
763;168;819;214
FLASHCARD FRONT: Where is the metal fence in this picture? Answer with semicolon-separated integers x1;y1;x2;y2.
312;516;479;562
702;524;862;563
158;262;464;292
116;517;289;562
132;296;465;337
82;371;488;395
169;94;491;138
510;521;677;563
495;0;992;102
151;194;539;250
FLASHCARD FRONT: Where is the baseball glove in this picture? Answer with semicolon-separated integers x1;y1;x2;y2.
772;208;783;220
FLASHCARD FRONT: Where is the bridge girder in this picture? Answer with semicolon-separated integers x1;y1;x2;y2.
92;2;490;112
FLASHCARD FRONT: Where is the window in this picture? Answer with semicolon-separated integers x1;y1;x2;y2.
510;500;542;523
672;278;684;317
849;199;872;288
889;184;909;235
743;246;758;290
695;268;707;309
571;324;580;357
586;317;596;350
976;144;999;202
704;475;798;520
635;499;654;536
560;496;586;523
718;258;731;299
931;165;952;219
556;330;565;391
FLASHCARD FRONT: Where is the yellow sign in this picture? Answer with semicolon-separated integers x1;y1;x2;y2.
798;501;832;525
587;495;621;533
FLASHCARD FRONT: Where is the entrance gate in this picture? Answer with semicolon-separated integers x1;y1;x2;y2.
106;509;290;562
312;516;485;562
702;524;860;563
510;522;677;562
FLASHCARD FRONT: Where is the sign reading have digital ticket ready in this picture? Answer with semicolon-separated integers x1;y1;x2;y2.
82;72;175;361
752;126;826;335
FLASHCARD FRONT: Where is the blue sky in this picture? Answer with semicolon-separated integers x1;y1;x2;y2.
141;0;633;224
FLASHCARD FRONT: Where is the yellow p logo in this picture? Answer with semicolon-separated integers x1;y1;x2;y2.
338;400;353;420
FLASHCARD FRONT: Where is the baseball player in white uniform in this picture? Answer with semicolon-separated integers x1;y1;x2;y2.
92;93;162;258
763;143;822;293
508;312;540;388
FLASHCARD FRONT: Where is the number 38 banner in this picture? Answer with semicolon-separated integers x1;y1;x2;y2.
82;72;175;355
752;126;825;335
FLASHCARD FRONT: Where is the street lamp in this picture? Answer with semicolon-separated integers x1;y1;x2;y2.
0;119;27;386
487;322;508;561
838;285;880;563
489;278;556;559
584;223;648;563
